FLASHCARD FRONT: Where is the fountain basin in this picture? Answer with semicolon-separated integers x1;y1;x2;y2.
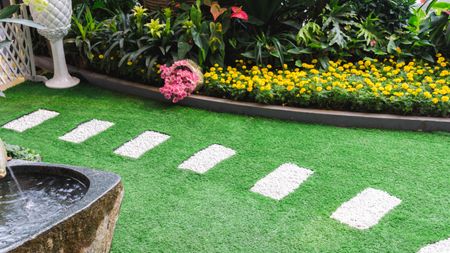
0;160;124;253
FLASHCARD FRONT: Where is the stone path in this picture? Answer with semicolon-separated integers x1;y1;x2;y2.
331;188;402;230
1;108;448;252
60;119;114;144
418;238;450;253
179;144;236;174
2;109;59;133
251;163;314;200
114;131;170;159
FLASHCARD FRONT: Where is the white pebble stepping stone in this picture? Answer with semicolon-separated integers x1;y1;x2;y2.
250;163;314;200
59;119;114;144
179;144;236;174
331;188;401;230
2;109;59;133
114;131;170;159
418;238;450;253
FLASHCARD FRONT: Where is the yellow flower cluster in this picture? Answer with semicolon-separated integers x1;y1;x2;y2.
204;56;450;108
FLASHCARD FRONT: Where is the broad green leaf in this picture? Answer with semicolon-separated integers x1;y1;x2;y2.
0;5;19;19
0;18;46;29
0;40;11;49
288;48;312;55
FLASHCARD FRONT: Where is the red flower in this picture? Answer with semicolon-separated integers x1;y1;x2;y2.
231;6;248;21
210;1;227;21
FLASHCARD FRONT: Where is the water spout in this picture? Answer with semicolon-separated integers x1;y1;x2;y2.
0;139;7;179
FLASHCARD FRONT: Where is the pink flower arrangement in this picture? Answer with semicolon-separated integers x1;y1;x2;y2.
159;60;203;103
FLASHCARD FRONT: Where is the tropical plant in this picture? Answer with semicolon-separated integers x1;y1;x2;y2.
418;0;450;56
73;0;137;17
65;6;104;66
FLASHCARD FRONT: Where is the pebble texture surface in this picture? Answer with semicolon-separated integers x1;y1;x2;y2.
59;119;114;144
250;163;314;200
418;238;450;253
2;109;59;133
179;144;236;174
114;131;170;159
331;188;402;230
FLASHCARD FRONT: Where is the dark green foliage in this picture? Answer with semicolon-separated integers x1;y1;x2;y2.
64;0;449;74
6;143;42;162
73;0;137;17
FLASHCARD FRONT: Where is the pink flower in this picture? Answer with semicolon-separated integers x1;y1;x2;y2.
159;60;203;103
231;6;248;21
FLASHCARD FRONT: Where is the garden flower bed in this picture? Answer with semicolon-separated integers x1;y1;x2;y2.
202;56;450;117
35;56;450;132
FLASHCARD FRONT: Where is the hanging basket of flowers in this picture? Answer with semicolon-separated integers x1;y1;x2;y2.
142;0;194;10
159;60;204;103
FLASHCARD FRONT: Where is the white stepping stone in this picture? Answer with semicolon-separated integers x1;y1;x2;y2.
250;163;314;200
331;188;401;230
179;144;236;174
418;238;450;253
114;131;170;159
2;109;59;133
59;119;114;144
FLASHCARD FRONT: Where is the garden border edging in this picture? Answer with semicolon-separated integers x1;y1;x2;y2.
35;56;450;132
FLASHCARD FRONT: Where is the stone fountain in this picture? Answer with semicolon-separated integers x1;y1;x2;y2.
0;139;6;179
0;138;124;252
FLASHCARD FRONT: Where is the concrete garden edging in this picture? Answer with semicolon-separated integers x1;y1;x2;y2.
35;56;450;132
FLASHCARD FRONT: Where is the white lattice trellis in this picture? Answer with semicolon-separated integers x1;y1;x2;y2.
0;2;36;90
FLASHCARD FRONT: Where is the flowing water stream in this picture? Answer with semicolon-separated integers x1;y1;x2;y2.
0;168;88;248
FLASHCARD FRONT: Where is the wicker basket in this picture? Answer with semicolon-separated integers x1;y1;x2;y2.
143;0;195;10
142;0;236;10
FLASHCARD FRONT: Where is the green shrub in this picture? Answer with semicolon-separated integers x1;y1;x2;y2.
6;144;42;162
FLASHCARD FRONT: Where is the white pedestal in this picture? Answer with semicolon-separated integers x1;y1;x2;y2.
46;39;79;89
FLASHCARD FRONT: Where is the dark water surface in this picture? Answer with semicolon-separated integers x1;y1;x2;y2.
0;171;88;247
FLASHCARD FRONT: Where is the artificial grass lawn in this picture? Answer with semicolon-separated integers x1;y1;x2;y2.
1;81;449;253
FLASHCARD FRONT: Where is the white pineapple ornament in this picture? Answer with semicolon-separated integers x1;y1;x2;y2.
29;0;79;89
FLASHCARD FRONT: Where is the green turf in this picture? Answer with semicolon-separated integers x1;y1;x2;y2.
1;82;449;253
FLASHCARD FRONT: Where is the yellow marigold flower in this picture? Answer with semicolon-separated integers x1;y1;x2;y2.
316;87;323;92
442;96;449;102
432;98;439;104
